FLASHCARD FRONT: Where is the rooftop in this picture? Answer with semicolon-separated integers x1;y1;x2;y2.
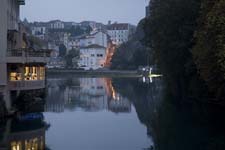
107;23;129;30
81;44;106;49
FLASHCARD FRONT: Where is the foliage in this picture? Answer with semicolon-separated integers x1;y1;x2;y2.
143;0;209;99
192;0;225;99
65;48;80;68
111;19;149;70
27;36;47;49
59;44;67;57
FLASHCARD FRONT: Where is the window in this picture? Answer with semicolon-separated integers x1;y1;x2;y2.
40;67;45;80
10;72;22;81
91;54;95;57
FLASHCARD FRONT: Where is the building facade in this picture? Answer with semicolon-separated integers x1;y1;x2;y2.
107;23;134;45
79;44;106;70
49;20;65;29
0;0;50;111
79;31;108;48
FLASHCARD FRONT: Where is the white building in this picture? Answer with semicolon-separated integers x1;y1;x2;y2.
79;44;106;70
49;20;65;29
107;23;134;45
31;26;46;40
79;31;108;48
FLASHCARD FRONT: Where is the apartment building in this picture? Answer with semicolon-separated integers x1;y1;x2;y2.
79;44;106;70
0;0;50;110
107;23;135;45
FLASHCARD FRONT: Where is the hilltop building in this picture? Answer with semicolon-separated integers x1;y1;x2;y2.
107;23;136;45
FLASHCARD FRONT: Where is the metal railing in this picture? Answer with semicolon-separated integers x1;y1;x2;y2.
7;48;51;58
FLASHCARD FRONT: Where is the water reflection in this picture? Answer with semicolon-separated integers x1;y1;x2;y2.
0;113;47;150
45;78;131;113
112;77;225;150
1;76;224;150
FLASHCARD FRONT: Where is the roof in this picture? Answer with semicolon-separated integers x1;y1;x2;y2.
81;44;106;49
107;23;129;30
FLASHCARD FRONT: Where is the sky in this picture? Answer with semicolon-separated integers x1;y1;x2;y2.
20;0;148;25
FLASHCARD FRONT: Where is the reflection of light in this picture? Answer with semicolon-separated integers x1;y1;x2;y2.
11;136;44;150
142;77;146;83
11;142;22;150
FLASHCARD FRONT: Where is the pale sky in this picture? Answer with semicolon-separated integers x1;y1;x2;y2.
20;0;148;25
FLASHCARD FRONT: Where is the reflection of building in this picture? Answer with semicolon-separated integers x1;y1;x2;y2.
0;114;46;150
108;94;131;113
45;79;66;113
45;77;132;113
0;0;50;112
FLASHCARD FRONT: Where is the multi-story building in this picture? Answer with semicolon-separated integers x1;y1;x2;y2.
79;31;108;48
0;0;50;111
79;44;106;70
107;23;135;45
49;20;65;29
31;22;47;40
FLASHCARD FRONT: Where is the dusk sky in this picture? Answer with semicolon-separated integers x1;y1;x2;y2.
20;0;148;25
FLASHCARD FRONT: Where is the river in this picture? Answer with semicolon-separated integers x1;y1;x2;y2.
0;76;225;150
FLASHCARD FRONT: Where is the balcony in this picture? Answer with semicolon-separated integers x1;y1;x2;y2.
9;80;45;91
18;0;25;5
7;48;51;64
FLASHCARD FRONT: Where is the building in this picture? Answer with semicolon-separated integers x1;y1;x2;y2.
49;20;65;29
79;44;106;70
146;3;150;17
107;23;135;45
79;31;108;48
0;0;50;111
31;22;47;40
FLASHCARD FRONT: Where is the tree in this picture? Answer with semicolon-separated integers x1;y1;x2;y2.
65;48;80;68
111;19;149;70
143;0;204;99
192;0;225;99
59;44;67;57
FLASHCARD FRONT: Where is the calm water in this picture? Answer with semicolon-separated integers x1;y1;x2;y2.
1;76;225;150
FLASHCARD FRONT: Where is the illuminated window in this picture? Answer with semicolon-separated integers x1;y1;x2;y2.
25;138;39;150
24;66;40;81
40;67;45;80
10;72;22;81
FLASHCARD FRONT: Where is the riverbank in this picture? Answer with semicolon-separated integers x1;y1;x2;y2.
47;69;141;77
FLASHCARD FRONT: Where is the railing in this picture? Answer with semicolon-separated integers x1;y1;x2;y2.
7;48;51;57
7;48;51;63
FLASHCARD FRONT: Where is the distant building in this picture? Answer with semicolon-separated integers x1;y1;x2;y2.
146;5;150;17
64;22;80;29
79;44;106;70
31;23;47;35
49;20;65;29
79;31;108;48
107;23;135;45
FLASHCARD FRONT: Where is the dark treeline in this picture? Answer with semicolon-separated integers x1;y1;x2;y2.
143;0;225;103
110;19;150;70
